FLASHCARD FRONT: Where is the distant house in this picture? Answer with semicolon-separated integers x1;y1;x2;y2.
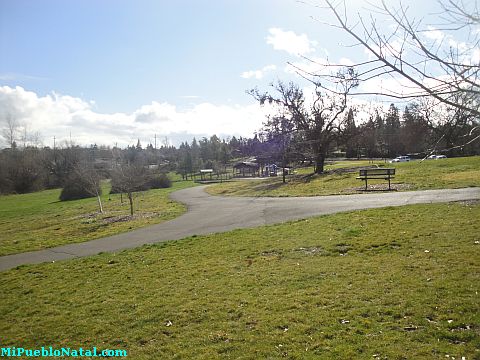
233;161;260;177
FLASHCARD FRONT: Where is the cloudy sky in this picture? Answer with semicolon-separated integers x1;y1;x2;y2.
0;0;449;148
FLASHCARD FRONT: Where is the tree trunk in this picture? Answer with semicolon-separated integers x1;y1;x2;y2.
314;151;326;174
128;192;134;216
96;194;104;214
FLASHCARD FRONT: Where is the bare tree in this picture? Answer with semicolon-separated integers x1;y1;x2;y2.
76;164;104;213
261;115;295;183
1;114;19;148
317;0;479;118
420;93;479;156
30;131;43;148
249;76;357;173
59;162;104;213
19;122;28;149
111;161;148;216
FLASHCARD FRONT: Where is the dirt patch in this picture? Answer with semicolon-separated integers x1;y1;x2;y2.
344;183;414;192
76;211;160;224
294;246;324;255
76;212;101;219
260;249;282;257
102;212;160;224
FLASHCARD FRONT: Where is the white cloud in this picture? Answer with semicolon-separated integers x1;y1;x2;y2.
266;28;317;56
338;57;355;66
0;86;270;148
424;26;445;42
241;64;277;79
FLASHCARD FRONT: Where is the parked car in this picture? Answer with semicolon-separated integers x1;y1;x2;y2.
427;154;447;160
390;156;411;163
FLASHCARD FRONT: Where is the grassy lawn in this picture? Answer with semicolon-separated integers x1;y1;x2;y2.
207;156;480;197
0;179;196;256
1;202;479;359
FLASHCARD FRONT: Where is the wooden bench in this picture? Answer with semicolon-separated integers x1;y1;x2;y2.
356;168;395;190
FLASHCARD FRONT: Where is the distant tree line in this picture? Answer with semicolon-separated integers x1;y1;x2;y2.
346;102;480;159
0;141;167;195
1;99;479;195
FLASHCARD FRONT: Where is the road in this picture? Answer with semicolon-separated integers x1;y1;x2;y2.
1;186;479;271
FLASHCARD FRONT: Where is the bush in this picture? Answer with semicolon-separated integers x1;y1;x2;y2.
13;168;44;194
0;176;13;195
109;180;123;194
147;174;172;189
60;173;101;201
109;176;150;194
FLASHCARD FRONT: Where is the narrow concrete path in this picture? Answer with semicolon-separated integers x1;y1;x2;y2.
1;187;479;271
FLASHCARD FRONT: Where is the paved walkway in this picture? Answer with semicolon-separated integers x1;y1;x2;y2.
1;186;479;271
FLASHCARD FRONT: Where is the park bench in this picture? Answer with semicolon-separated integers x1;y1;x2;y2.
356;168;395;190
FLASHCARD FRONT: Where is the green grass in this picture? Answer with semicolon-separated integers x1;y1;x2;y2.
1;202;479;359
0;179;196;256
207;156;480;197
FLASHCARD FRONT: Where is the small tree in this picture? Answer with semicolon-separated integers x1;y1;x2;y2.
1;114;19;149
60;165;103;213
110;161;147;216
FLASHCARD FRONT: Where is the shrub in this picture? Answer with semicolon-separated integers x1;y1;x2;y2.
60;173;101;201
109;176;150;194
13;168;44;194
147;173;172;189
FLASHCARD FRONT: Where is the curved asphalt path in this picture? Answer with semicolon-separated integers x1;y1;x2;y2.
1;186;479;271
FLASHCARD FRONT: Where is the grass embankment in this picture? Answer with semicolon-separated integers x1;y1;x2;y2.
0;179;195;256
1;202;479;359
207;156;480;197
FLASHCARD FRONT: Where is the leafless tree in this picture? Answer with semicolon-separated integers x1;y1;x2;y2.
298;0;480;152
1;114;19;148
30;131;43;148
111;161;148;216
59;160;104;212
249;76;357;173
19;123;29;148
316;0;479;115
76;164;104;213
261;115;295;183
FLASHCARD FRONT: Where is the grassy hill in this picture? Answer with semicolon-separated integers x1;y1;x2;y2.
0;179;196;256
1;202;479;359
207;156;480;197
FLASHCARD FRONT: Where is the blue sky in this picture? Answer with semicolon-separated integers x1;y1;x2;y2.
1;0;326;111
0;0;452;147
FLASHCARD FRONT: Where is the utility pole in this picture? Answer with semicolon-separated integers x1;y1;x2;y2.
53;136;57;164
154;134;157;150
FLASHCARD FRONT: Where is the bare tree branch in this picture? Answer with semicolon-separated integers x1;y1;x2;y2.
313;0;480;117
